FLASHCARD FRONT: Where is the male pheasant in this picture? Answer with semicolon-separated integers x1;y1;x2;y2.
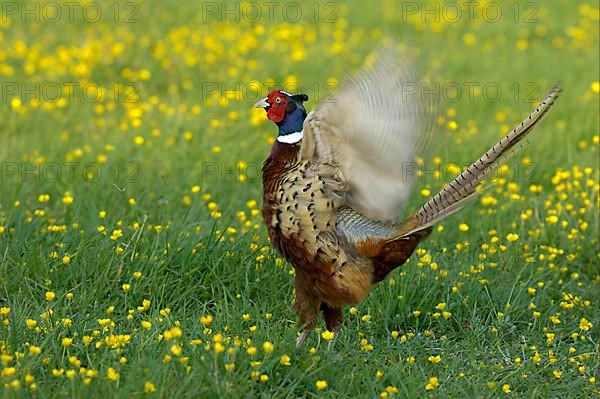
255;50;561;347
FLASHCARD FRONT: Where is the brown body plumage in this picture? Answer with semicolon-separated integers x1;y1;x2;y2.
263;140;432;335
258;49;561;346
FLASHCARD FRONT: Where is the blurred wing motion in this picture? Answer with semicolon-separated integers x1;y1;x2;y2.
301;47;436;222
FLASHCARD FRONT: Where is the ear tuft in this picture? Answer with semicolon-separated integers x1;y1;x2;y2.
292;93;309;103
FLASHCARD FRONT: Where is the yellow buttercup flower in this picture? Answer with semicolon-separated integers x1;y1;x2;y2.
425;376;439;390
321;330;335;341
106;368;119;382
144;381;157;393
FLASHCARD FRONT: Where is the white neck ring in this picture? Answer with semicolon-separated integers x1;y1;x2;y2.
276;130;303;144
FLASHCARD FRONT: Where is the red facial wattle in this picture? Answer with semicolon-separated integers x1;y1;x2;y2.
265;90;290;123
267;105;286;122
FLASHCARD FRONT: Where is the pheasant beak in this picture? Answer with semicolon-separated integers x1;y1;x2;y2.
253;97;269;109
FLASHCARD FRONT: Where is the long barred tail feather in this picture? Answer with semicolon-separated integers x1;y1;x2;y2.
397;82;562;238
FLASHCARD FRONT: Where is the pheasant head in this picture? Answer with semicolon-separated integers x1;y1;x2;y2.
254;90;309;140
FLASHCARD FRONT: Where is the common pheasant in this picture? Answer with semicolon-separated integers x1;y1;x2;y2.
255;50;562;348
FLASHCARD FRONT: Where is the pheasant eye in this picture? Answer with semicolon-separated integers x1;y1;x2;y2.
275;97;281;104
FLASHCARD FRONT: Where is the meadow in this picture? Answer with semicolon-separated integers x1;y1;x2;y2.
0;0;598;397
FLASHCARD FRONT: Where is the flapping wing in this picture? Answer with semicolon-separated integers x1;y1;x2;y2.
301;47;436;222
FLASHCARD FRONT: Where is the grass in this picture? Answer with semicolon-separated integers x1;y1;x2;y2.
0;0;598;397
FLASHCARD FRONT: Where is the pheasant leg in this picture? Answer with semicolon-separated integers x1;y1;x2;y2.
296;329;311;349
322;303;343;349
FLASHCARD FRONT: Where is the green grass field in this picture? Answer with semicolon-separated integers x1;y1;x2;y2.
0;0;598;397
